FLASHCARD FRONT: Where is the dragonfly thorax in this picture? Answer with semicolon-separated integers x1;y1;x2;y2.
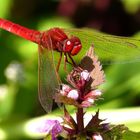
40;28;82;56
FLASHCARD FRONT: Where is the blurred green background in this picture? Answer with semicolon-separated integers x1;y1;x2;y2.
0;0;140;139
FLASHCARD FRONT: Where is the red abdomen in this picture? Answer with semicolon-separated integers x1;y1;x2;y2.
0;18;41;44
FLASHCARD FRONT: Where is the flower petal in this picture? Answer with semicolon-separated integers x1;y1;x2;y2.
37;119;62;136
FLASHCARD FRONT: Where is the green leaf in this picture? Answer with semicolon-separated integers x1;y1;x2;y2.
102;124;127;140
123;130;140;140
122;0;140;14
44;134;51;140
0;0;12;17
64;28;140;65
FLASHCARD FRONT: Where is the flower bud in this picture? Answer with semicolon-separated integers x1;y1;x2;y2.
92;134;103;140
94;90;102;96
80;70;90;81
87;98;94;104
67;89;79;100
60;84;71;96
81;97;95;108
85;90;102;99
81;100;92;108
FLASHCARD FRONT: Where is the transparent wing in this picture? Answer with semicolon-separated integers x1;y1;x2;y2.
38;45;60;113
64;28;140;64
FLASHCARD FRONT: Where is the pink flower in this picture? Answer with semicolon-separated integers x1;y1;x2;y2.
93;90;102;96
37;120;62;140
67;67;91;89
80;89;102;108
67;89;79;100
84;90;102;99
80;70;90;81
92;134;103;140
60;84;79;100
60;84;71;96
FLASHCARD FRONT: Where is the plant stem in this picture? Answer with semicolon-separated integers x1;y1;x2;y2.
76;107;84;133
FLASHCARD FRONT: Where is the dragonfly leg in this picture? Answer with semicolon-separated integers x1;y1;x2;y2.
64;53;73;70
64;55;67;71
64;53;77;70
56;52;62;72
68;54;76;67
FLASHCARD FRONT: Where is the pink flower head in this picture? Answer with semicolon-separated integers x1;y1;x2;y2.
38;120;62;140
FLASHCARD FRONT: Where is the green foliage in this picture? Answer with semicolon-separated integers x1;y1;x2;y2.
123;130;140;140
0;0;11;17
122;0;140;14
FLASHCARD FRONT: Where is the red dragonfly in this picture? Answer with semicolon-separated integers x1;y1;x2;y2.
0;18;140;112
0;18;82;112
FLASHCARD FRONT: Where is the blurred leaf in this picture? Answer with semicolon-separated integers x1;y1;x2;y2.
134;32;140;39
38;16;73;30
0;0;12;18
121;0;140;14
97;62;140;109
103;124;127;140
123;130;140;140
0;83;18;119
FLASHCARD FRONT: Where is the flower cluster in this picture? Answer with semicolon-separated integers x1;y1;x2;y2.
55;67;103;108
55;46;105;110
38;46;126;140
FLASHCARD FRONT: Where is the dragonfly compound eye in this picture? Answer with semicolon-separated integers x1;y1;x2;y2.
63;39;74;53
70;37;82;56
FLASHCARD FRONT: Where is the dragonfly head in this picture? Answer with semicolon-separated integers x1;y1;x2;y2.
63;36;82;56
